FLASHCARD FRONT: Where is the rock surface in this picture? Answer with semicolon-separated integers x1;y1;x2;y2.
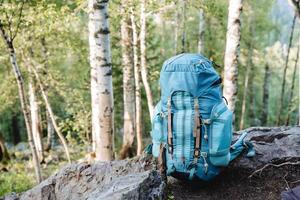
169;126;300;200
2;155;166;200
2;126;300;200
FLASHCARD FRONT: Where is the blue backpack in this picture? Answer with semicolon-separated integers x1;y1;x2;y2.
150;53;254;181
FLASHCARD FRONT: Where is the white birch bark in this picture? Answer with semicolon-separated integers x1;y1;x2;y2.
29;78;44;162
197;9;205;54
140;0;154;120
40;38;55;151
131;12;143;156
28;63;71;163
223;0;243;119
181;0;187;53
88;0;114;161
0;22;42;183
120;1;136;158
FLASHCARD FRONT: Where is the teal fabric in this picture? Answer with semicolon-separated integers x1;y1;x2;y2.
151;53;254;181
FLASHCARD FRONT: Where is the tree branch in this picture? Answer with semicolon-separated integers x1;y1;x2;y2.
12;0;25;40
249;161;300;178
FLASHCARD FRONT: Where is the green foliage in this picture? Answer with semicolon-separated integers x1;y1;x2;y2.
0;168;35;196
0;0;299;170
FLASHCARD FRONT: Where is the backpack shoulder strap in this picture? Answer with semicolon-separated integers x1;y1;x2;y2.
167;97;173;157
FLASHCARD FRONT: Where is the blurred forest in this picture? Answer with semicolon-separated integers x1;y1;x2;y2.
0;0;299;196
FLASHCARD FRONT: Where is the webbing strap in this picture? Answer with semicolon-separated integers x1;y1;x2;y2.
193;98;201;163
167;97;173;155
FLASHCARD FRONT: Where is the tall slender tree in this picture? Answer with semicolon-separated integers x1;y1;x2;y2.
40;38;55;151
223;0;243;121
131;11;143;156
120;0;136;158
197;9;205;54
239;22;254;130
88;0;114;161
28;76;44;162
27;60;71;163
261;63;271;125
0;18;42;182
286;43;299;125
277;14;296;125
181;0;187;53
140;0;154;120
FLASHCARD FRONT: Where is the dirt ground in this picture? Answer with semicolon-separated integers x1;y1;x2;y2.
168;165;300;200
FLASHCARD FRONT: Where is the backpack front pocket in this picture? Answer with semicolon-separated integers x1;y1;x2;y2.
208;101;233;166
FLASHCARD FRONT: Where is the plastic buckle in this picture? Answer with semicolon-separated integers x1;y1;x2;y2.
194;148;200;157
202;119;211;125
201;152;207;157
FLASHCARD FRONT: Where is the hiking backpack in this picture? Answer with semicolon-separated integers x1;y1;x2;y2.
150;53;254;181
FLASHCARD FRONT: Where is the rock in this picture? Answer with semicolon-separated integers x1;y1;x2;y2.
233;126;300;170
2;126;299;200
169;126;300;200
2;155;166;200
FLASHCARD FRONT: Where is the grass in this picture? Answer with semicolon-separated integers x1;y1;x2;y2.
0;144;87;197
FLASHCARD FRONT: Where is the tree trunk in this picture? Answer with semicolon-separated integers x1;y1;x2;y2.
0;22;42;183
40;38;55;151
223;0;243;122
180;0;187;53
197;9;205;54
28;77;44;162
239;23;254;130
285;44;299;125
88;0;114;161
140;0;154;120
277;14;296;125
11;114;21;145
174;7;180;55
239;65;250;130
45;111;55;151
119;1;136;159
261;63;271;125
287;0;300;18
0;134;10;162
131;12;143;156
27;62;71;163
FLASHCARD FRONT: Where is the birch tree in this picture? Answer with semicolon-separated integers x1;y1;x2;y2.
27;60;71;163
28;76;44;162
239;21;254;130
88;0;114;161
131;11;143;156
285;44;299;125
197;9;205;54
277;14;296;125
0;17;42;182
223;0;243;119
181;0;187;53
140;0;154;120
40;38;55;151
120;1;135;158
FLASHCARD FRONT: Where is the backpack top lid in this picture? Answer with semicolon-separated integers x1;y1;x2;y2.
159;53;220;109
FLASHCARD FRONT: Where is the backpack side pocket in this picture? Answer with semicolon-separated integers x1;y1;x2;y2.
209;101;233;166
151;101;164;157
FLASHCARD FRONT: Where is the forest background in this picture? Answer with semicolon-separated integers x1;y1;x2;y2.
0;0;299;196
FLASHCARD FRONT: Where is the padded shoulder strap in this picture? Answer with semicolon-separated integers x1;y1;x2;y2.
193;98;201;163
167;97;173;156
